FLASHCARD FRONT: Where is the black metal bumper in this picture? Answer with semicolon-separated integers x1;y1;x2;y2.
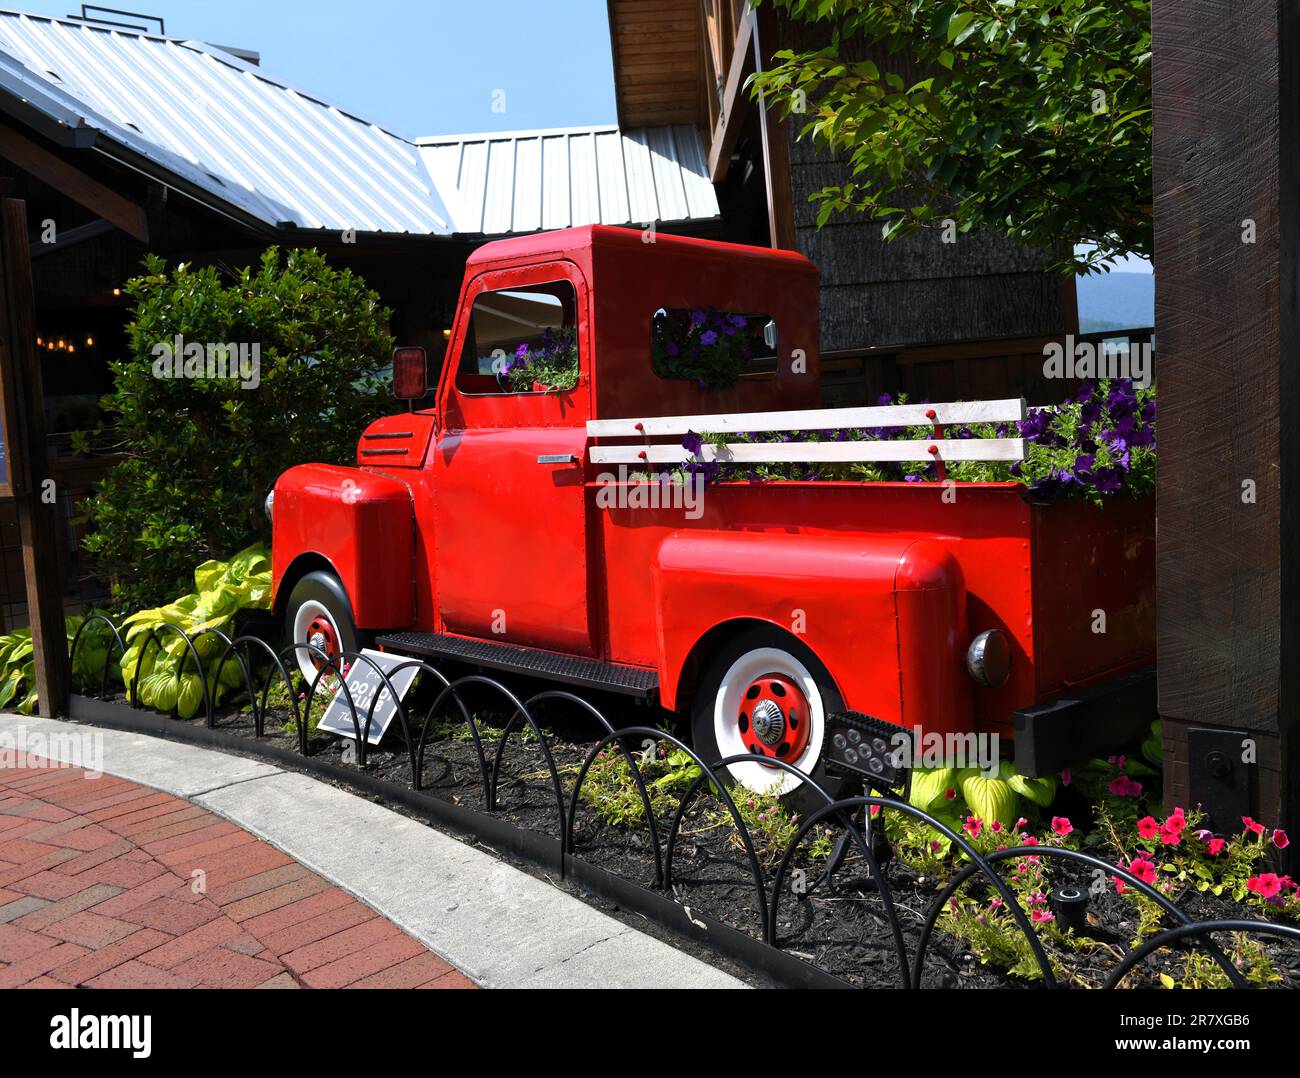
1013;666;1156;777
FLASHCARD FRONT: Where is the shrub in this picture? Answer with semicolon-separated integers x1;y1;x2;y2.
80;248;393;609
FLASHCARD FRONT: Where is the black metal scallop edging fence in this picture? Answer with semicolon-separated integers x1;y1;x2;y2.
62;617;1300;991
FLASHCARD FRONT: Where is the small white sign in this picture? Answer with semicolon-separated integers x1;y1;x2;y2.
316;648;419;745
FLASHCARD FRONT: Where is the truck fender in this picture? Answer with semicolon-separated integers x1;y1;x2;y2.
652;531;972;735
270;463;414;630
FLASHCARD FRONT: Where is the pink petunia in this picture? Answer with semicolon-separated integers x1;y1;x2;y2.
1108;754;1127;770
944;787;957;800
1247;873;1283;900
1158;821;1183;847
1242;816;1266;837
1060;768;1071;787
1136;816;1160;840
1205;837;1227;856
991;820;1003;833
1274;829;1290;850
963;816;982;839
1051;816;1073;837
1127;857;1157;886
1031;908;1055;924
1109;775;1143;798
1023;835;1039;847
1014;817;1028;832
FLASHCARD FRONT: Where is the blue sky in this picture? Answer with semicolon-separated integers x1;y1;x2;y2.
9;0;619;137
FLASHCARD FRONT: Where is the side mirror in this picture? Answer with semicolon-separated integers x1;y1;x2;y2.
392;346;427;400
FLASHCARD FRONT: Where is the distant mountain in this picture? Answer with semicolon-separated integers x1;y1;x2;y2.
1076;271;1154;333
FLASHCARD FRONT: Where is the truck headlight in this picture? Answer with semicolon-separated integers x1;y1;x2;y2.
264;489;275;523
966;629;1010;688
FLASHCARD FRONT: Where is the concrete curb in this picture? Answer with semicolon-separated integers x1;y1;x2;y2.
0;715;745;989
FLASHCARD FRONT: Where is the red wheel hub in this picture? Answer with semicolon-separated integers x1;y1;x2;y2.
737;673;811;765
306;616;338;671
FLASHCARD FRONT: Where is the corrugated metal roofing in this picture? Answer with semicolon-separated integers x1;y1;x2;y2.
0;9;451;234
0;10;719;238
417;124;720;235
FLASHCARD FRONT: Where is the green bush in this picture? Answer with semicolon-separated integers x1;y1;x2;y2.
81;248;394;609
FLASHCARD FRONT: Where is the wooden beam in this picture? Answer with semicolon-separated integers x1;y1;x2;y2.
707;12;754;182
0;198;69;717
0;124;148;243
753;2;795;250
1152;0;1299;852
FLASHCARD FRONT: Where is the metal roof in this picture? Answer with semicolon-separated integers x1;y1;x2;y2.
0;9;451;235
0;11;719;239
416;124;719;235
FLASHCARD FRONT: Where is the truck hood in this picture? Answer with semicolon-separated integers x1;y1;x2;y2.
355;412;437;467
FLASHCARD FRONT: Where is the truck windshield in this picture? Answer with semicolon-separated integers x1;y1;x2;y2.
456;281;579;395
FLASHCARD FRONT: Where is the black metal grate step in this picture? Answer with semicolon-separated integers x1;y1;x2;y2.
375;631;660;700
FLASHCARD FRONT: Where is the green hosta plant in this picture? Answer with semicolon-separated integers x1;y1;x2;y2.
0;617;114;715
120;543;272;719
908;759;1057;834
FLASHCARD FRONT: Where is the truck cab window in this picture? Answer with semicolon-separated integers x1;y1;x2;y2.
651;307;779;389
456;281;579;394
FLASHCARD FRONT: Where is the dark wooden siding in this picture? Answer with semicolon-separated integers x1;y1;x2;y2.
775;19;1070;353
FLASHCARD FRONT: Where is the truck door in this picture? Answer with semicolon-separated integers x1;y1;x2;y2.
431;261;595;655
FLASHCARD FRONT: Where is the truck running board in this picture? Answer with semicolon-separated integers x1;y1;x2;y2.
375;631;660;700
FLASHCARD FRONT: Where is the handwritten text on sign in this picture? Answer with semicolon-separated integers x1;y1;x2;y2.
317;648;419;745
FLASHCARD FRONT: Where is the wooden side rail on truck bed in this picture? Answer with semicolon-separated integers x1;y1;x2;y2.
586;398;1028;466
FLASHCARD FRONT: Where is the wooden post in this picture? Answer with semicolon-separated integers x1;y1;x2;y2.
1151;0;1299;857
0;197;69;717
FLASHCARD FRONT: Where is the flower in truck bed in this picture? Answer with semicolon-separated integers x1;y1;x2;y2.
674;378;1155;504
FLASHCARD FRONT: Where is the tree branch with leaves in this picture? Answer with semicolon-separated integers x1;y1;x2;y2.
748;0;1151;274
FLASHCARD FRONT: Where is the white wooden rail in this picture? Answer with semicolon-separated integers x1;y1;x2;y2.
585;398;1026;466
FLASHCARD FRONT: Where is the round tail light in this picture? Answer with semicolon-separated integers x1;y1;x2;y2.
966;629;1011;688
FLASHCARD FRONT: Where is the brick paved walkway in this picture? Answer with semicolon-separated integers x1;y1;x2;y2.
0;754;476;989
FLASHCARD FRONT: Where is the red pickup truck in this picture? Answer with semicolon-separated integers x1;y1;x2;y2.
269;225;1155;796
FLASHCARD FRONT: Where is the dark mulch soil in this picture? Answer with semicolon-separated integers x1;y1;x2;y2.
81;677;1300;990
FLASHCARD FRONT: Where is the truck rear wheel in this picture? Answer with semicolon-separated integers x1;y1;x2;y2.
284;571;368;686
690;626;842;803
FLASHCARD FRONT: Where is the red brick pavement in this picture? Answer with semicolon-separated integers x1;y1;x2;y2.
0;754;475;989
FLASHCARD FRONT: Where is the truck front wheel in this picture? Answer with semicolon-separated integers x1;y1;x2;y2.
690;627;841;801
284;571;368;686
